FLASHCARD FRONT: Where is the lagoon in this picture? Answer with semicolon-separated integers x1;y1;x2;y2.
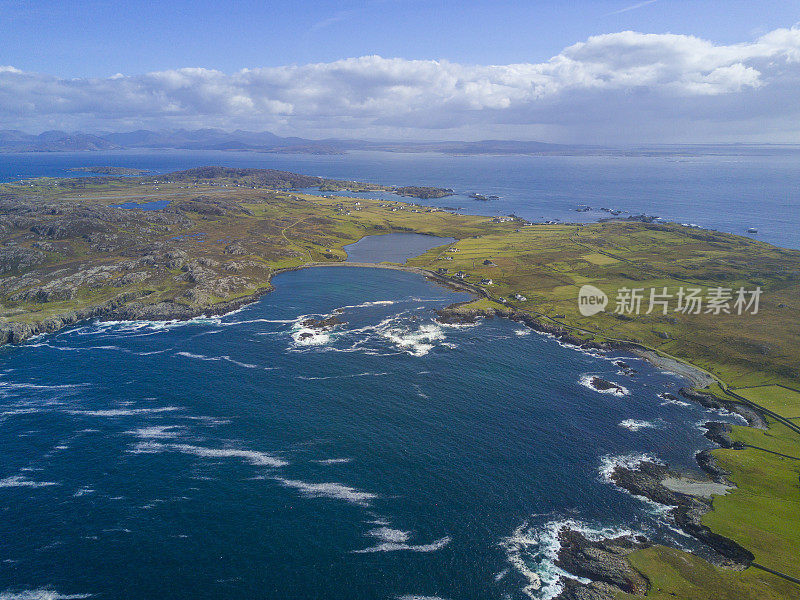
344;233;455;263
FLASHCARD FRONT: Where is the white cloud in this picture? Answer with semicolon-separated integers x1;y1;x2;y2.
2;26;800;142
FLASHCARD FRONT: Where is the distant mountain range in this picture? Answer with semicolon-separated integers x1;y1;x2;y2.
1;128;798;156
0;128;587;155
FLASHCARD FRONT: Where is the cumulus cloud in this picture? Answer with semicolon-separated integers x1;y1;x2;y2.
2;26;800;142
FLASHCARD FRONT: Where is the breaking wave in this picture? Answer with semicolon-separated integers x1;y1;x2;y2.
125;425;186;439
376;320;446;357
501;518;632;599
619;419;657;431
579;374;629;396
354;535;451;553
66;406;182;418
297;372;387;381
598;452;661;483
175;351;263;369
658;393;690;407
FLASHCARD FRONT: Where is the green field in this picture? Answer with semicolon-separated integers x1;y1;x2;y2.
734;386;800;419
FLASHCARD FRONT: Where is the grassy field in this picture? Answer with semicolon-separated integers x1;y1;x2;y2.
407;221;800;388
622;545;799;600
734;386;800;419
1;170;799;598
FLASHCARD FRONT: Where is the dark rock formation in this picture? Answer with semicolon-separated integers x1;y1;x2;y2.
555;529;650;599
609;461;754;568
586;376;626;394
679;388;767;428
300;315;342;330
702;422;742;450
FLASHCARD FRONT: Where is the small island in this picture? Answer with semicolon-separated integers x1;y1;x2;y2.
68;166;151;176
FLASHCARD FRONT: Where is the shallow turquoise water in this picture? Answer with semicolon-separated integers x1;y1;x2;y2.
0;267;741;599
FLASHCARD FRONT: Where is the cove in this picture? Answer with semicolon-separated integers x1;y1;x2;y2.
0;266;741;600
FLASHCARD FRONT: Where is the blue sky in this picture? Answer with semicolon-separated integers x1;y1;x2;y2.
3;0;797;76
1;0;800;142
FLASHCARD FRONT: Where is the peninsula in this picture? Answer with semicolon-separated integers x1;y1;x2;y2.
0;167;798;600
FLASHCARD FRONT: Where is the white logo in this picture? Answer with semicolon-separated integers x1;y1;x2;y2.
578;285;608;316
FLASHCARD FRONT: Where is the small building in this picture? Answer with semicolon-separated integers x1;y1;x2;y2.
483;259;496;266
480;278;493;285
436;267;449;274
455;271;467;279
512;293;527;301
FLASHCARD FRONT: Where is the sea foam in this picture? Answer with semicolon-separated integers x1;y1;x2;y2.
0;589;93;600
619;419;657;432
130;442;287;467
274;477;377;506
598;452;662;483
0;475;59;488
501;518;631;600
354;532;451;553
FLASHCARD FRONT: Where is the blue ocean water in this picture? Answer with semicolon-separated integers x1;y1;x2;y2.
0;267;743;599
0;149;798;248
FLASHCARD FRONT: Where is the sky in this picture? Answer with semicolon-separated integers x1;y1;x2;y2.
1;0;800;143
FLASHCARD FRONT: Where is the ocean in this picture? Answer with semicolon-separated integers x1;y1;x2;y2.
0;266;744;600
0;149;798;248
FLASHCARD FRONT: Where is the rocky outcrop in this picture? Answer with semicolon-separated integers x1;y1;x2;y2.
679;388;767;428
301;315;343;330
394;186;454;199
702;422;741;450
585;376;626;394
609;461;754;568
555;529;651;599
0;245;46;274
695;449;731;481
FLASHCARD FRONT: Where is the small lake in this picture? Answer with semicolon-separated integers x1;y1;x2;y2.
344;233;455;263
113;199;171;210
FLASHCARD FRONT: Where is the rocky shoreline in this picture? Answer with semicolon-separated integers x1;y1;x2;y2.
0;288;269;346
432;304;771;600
549;450;755;600
554;529;651;600
0;260;768;600
0;261;486;348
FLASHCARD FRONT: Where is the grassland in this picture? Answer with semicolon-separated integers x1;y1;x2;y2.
0;168;798;599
